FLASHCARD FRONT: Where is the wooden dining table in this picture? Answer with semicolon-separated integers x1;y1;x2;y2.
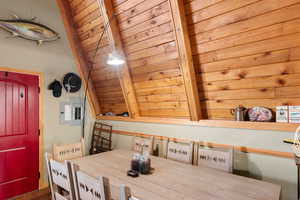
72;149;281;200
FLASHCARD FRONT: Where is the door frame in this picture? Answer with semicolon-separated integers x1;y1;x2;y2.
0;67;46;189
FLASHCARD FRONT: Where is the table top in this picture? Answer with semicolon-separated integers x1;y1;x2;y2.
73;149;281;200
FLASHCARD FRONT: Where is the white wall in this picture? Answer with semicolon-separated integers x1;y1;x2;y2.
0;0;94;187
102;120;297;200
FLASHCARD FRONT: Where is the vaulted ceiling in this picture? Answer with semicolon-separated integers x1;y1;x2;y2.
57;0;300;122
57;0;201;120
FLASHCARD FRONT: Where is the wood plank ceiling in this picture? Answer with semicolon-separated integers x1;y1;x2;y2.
68;0;128;115
58;0;300;121
186;0;300;120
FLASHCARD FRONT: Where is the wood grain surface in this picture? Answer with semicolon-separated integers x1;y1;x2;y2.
60;0;300;122
186;0;300;120
73;150;281;200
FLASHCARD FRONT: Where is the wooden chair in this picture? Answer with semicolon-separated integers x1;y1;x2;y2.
194;142;234;173
120;185;140;200
45;152;75;200
132;136;154;155
70;162;111;200
90;122;113;154
165;139;194;164
53;138;85;161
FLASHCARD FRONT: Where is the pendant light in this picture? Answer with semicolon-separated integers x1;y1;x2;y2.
107;50;125;66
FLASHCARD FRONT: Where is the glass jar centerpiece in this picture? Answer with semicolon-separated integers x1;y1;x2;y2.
130;143;151;175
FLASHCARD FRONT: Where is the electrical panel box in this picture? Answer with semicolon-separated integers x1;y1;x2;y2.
59;97;83;126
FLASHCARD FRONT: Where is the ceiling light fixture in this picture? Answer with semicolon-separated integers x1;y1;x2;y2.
107;50;125;66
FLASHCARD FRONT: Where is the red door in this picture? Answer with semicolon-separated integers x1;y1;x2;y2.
0;71;39;199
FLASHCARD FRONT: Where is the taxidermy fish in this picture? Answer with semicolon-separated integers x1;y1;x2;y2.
0;14;59;45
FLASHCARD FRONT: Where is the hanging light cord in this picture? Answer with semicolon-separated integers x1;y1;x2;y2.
82;14;116;138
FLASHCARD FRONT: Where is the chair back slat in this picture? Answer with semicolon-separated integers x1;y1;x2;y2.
77;171;108;200
71;162;111;200
166;141;193;164
54;192;68;200
120;185;140;200
50;159;70;191
45;152;76;200
53;138;85;161
196;146;233;173
133;136;154;155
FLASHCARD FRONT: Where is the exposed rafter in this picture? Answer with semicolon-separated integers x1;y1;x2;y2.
56;0;101;116
168;0;202;121
97;0;140;118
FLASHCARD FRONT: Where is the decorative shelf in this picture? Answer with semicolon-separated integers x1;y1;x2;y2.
97;116;299;132
197;120;299;132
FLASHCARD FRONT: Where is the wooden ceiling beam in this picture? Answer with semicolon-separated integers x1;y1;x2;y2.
56;0;101;117
97;0;140;118
168;0;202;121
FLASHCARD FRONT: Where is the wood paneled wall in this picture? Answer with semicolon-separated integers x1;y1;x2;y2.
185;0;300;120
67;0;128;114
60;0;300;121
114;0;190;118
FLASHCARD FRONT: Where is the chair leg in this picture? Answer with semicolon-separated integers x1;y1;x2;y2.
120;185;131;200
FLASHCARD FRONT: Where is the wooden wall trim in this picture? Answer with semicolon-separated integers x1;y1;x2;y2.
168;0;202;121
99;116;299;132
56;0;101;117
197;120;300;132
97;0;140;118
99;116;194;125
110;129;294;159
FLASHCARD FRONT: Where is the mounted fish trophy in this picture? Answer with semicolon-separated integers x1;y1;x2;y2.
0;14;59;45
